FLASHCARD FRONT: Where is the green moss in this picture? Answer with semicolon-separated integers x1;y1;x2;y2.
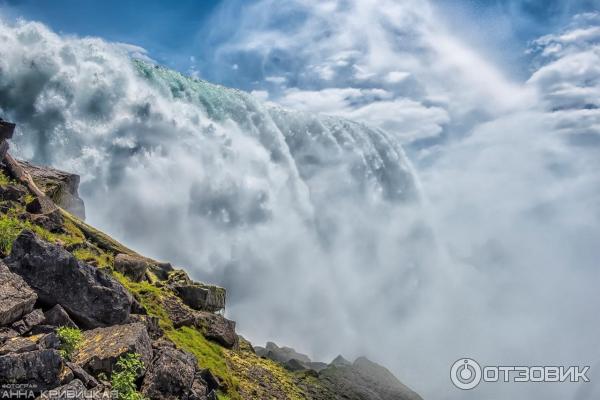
167;327;241;400
0;170;11;186
0;214;27;254
72;246;113;268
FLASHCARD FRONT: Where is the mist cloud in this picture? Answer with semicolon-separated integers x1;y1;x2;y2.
0;4;600;400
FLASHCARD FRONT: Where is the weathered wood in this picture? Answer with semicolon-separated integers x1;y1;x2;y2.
3;152;47;199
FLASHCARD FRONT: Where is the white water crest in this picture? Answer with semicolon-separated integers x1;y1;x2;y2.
1;8;600;399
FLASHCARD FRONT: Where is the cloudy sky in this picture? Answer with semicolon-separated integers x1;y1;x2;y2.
1;1;600;399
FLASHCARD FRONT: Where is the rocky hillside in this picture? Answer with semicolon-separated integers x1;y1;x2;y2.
0;123;422;399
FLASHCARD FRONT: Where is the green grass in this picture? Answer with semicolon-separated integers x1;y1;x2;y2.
111;353;147;400
72;247;113;268
167;327;241;399
0;171;10;186
0;214;26;254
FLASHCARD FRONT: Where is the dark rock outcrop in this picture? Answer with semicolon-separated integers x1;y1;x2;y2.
12;308;45;334
65;362;99;389
0;261;37;326
255;342;312;365
317;357;423;400
194;311;238;349
0;349;64;392
141;346;197;400
18;160;86;220
114;253;149;282
5;230;133;328
44;304;78;329
73;322;152;375
167;270;226;312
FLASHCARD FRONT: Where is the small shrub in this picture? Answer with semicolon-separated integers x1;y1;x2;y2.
111;353;146;400
56;326;83;360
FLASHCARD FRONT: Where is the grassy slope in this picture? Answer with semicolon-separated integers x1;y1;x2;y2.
0;168;320;400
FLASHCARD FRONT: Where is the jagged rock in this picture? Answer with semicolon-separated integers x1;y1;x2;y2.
0;336;38;355
0;332;60;355
5;230;133;328
25;210;64;232
26;195;58;214
0;184;26;201
0;327;18;344
0;349;64;392
66;362;99;389
255;342;312;364
141;346;197;400
308;362;329;372
114;253;149;282
44;304;78;328
330;355;352;367
130;296;147;315
18;160;86;220
284;358;308;372
0;261;37;326
167;270;226;312
198;369;221;393
188;373;209;400
161;295;196;328
194;311;238;349
73;322;152;376
317;357;423;400
128;314;163;340
12;308;45;334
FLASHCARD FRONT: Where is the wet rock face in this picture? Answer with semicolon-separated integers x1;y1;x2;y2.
5;230;133;328
0;349;64;392
141;346;197;400
73;322;153;376
18;160;86;220
0;261;37;326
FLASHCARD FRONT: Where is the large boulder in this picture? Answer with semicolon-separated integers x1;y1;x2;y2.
194;311;238;349
73;322;152;376
141;346;197;400
114;253;149;282
44;304;78;329
0;349;64;393
5;230;133;328
12;308;45;334
0;261;37;326
18;160;86;220
167;270;226;312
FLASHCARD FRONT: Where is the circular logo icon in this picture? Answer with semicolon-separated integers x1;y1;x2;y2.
451;358;482;390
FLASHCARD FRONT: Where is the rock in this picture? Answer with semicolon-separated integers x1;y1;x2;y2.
317;357;423;400
12;308;45;334
25;210;64;232
188;374;209;400
0;184;26;202
30;325;58;335
128;314;163;340
0;335;38;355
330;355;352;367
130;296;147;315
141;347;197;400
308;362;329;372
194;311;238;349
5;230;133;328
44;304;78;329
73;322;152;376
0;332;60;356
198;369;221;393
255;342;312;364
26;195;58;214
18;160;86;220
167;270;226;312
0;118;16;140
161;295;196;328
66;362;99;388
0;261;37;326
284;358;308;371
0;349;64;392
0;327;18;344
114;253;149;282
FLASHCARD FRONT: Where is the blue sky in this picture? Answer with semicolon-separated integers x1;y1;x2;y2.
1;0;598;86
